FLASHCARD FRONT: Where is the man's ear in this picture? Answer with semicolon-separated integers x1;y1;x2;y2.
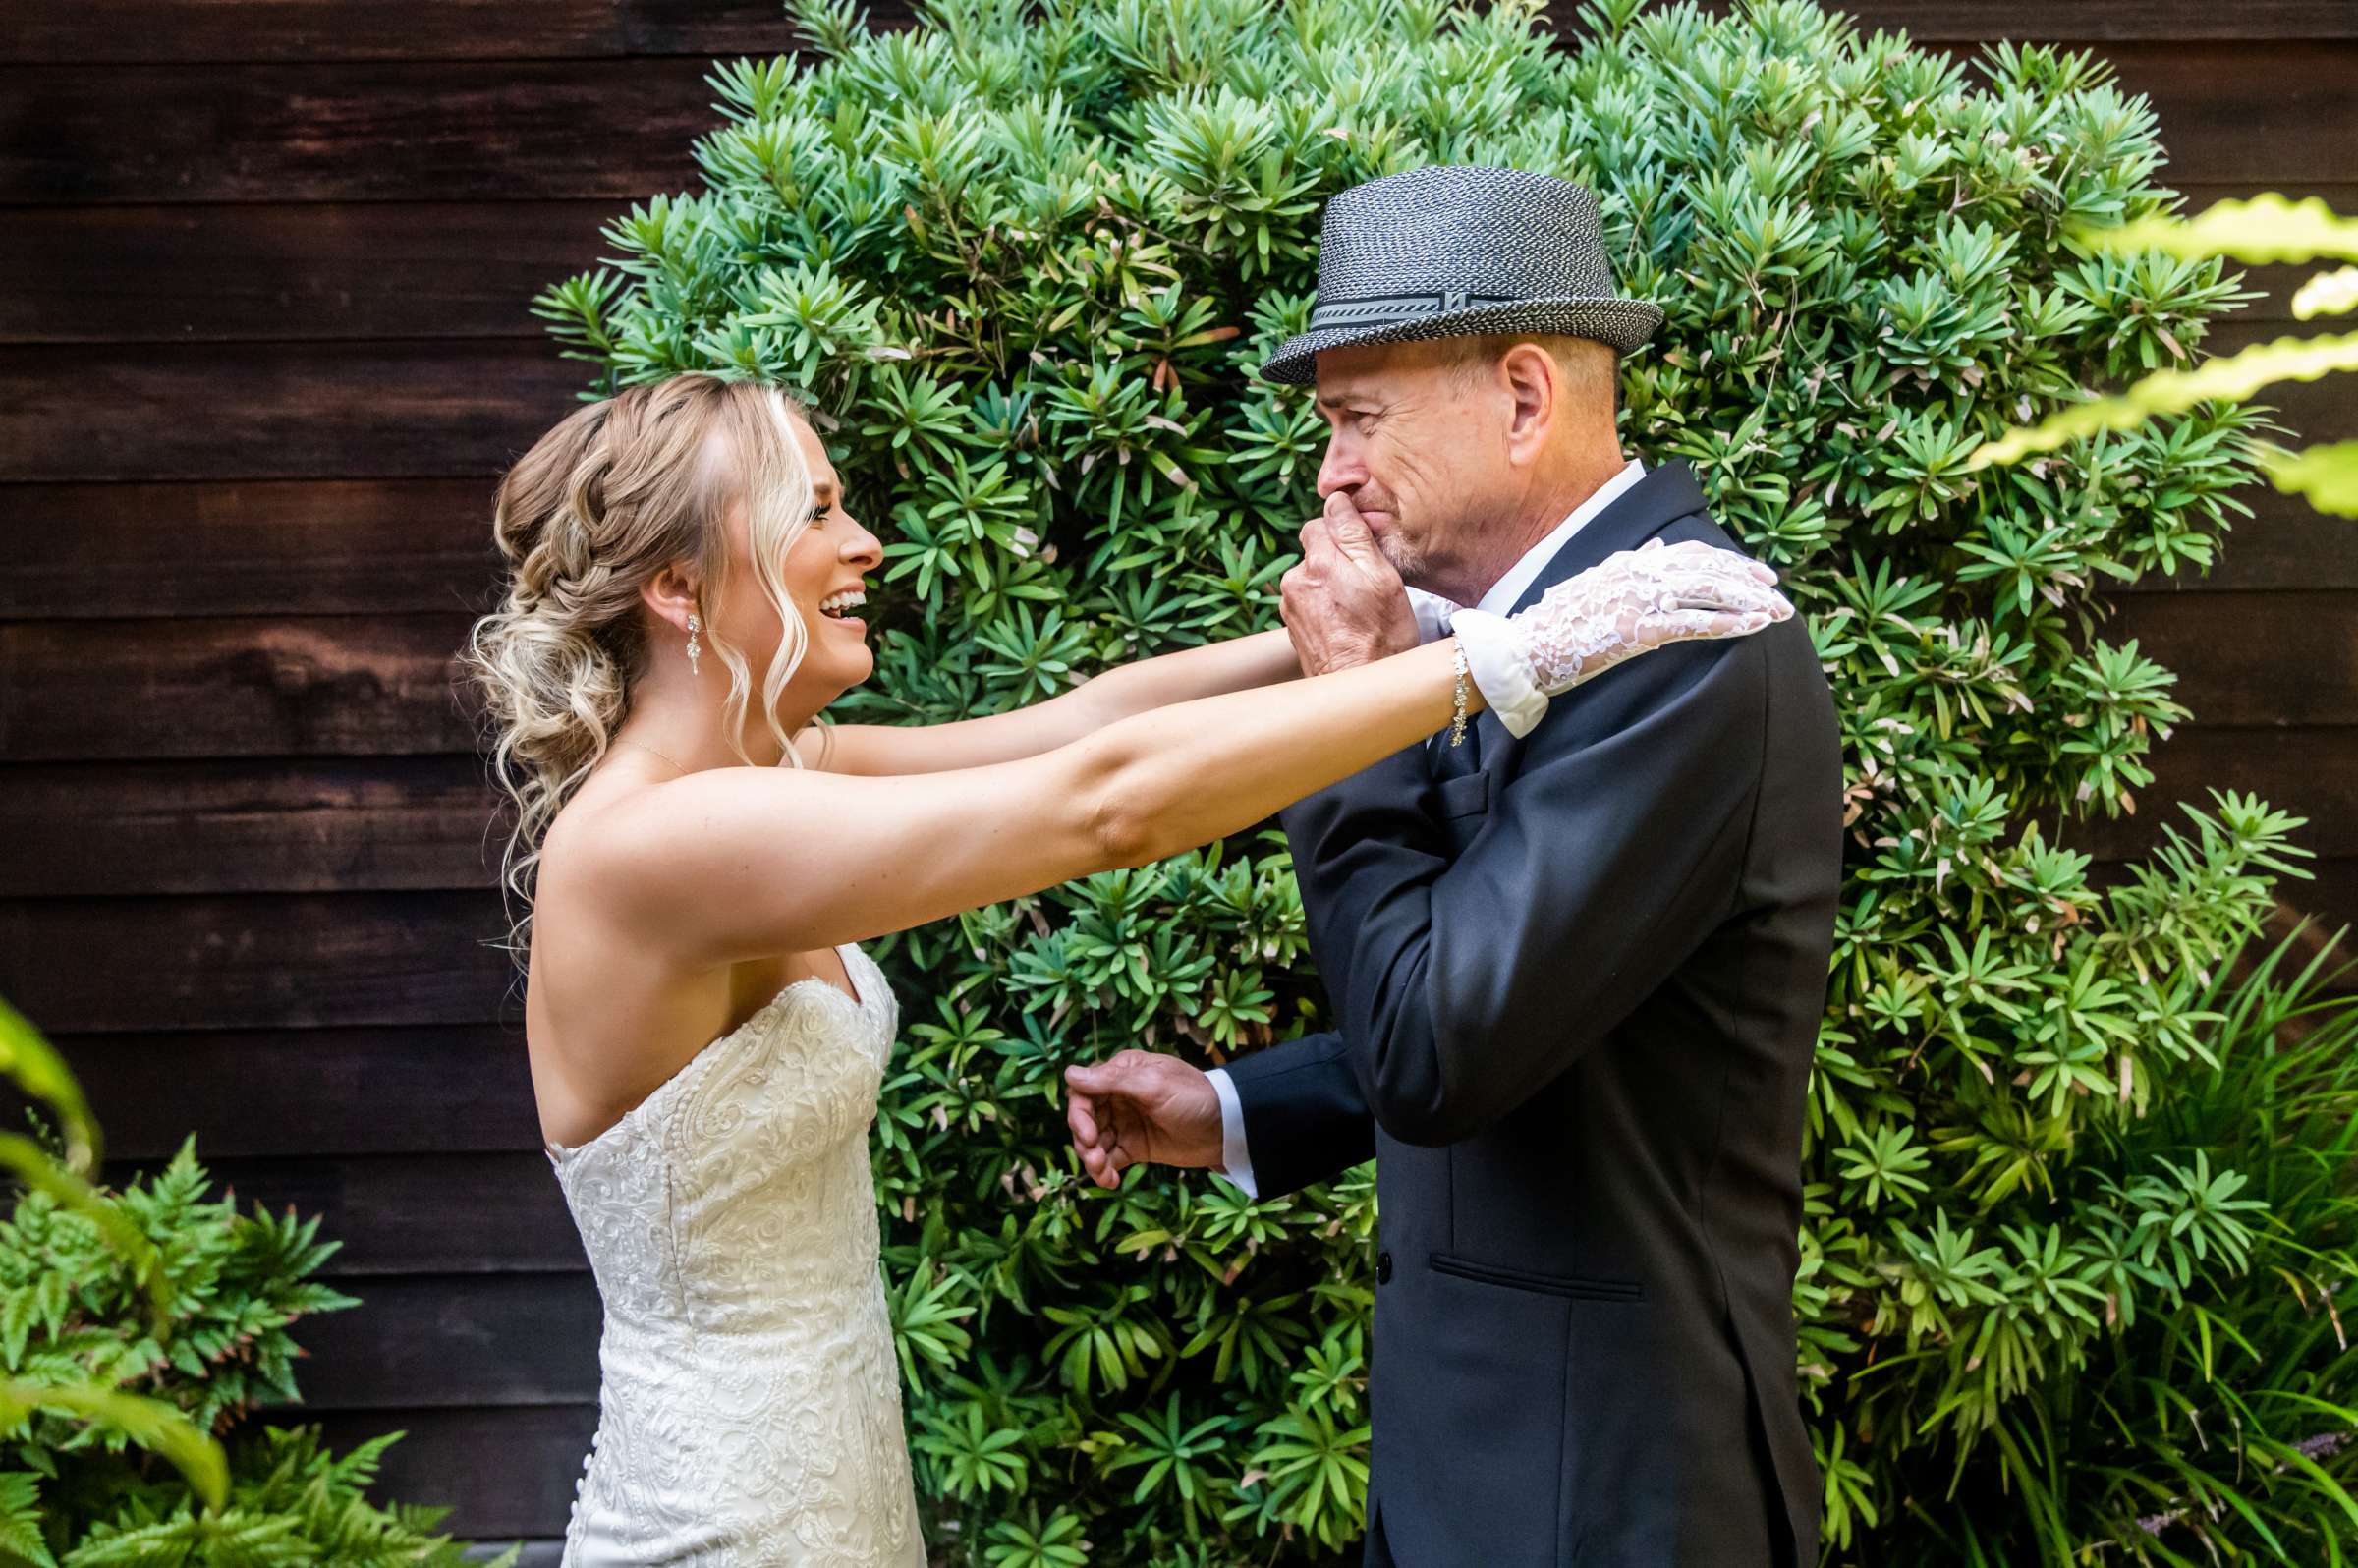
1497;341;1558;467
641;559;702;636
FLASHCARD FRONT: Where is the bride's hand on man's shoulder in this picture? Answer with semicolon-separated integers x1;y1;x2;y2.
1496;537;1793;700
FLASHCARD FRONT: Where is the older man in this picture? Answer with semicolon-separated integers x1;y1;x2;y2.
1064;166;1841;1567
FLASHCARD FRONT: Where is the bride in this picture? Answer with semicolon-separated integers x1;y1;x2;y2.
464;371;1786;1564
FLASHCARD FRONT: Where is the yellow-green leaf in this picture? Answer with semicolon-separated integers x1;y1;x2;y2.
0;997;97;1173
2265;442;2358;518
2081;194;2358;264
0;1379;227;1510
2293;265;2358;320
1968;331;2358;470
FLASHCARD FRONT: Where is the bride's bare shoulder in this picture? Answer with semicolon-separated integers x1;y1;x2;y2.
537;771;684;905
537;762;825;915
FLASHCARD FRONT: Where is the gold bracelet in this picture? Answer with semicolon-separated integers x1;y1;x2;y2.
1449;639;1470;747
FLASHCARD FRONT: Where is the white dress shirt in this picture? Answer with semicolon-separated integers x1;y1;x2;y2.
1205;459;1647;1196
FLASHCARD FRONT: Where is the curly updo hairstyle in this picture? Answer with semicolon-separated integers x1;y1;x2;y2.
464;373;821;963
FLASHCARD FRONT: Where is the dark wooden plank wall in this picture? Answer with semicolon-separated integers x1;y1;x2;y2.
0;1;2350;1549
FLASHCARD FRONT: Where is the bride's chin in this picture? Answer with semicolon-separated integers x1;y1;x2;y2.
822;646;875;694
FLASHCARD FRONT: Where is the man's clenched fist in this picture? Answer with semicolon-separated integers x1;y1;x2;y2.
1062;1050;1222;1189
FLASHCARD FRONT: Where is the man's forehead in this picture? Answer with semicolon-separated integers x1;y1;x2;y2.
1313;367;1399;408
1314;379;1379;408
1311;341;1447;405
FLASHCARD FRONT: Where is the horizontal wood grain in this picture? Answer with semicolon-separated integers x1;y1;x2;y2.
2067;43;2358;190
0;479;505;619
119;1150;586;1275
2066;726;2358;863
0;459;2344;629
2270;860;2358;950
8;0;824;65
1;301;2343;494
0;891;518;1032
0;756;506;894
0;201;626;345
3;182;2345;352
54;1023;536;1158
0;59;721;204
2177;182;2358;209
0;338;2344;499
2107;590;2358;727
0;341;585;484
3;4;2346;1548
309;1405;594;1540
9;579;2343;771
290;1274;601;1409
2203;320;2357;454
13;2;2358;67
2;44;2351;208
0;614;481;759
2221;261;2336;329
2116;492;2358;595
1707;3;2358;41
1;718;2347;904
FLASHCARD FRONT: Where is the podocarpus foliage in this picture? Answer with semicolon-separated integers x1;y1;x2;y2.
532;0;2358;1559
1975;193;2358;517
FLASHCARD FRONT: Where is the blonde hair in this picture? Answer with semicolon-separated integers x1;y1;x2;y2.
463;373;821;963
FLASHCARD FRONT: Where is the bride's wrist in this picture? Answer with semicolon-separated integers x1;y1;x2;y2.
1449;612;1546;738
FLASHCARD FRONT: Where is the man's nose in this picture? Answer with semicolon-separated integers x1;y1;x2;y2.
1316;438;1365;500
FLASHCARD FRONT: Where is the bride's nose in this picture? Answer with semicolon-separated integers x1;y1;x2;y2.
841;517;884;568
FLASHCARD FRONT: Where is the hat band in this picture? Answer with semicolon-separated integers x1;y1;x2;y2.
1308;290;1518;331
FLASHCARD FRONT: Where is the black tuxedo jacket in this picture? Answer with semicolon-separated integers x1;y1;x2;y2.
1224;463;1841;1567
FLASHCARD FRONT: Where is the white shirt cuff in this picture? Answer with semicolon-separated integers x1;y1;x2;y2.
1449;608;1547;738
1204;1066;1259;1200
1406;585;1460;645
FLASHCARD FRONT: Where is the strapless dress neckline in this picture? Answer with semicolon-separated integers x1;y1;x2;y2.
544;944;874;1165
547;940;924;1565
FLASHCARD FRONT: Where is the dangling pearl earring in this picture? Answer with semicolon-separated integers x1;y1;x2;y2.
686;613;702;677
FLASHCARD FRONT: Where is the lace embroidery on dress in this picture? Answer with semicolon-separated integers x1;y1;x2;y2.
547;945;925;1567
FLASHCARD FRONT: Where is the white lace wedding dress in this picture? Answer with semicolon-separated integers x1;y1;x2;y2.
545;942;926;1566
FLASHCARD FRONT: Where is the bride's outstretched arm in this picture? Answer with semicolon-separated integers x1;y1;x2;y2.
802;628;1306;776
581;541;1787;968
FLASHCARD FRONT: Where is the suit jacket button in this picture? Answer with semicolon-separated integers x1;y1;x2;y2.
1376;1250;1394;1284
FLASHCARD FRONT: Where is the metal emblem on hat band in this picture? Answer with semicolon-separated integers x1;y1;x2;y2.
1308;291;1514;331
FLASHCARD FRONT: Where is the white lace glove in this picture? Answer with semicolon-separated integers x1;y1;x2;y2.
1449;538;1793;738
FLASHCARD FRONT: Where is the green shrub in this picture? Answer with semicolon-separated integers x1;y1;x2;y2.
533;0;2358;1559
1975;192;2358;518
0;998;509;1566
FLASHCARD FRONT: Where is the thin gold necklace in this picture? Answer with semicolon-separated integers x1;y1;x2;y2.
619;741;692;776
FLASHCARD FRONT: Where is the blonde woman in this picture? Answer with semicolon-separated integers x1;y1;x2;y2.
465;371;1787;1564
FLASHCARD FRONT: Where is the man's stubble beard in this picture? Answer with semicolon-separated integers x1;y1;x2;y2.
1374;530;1425;589
1376;508;1471;601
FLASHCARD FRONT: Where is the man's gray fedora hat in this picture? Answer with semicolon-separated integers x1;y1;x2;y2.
1260;164;1663;385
